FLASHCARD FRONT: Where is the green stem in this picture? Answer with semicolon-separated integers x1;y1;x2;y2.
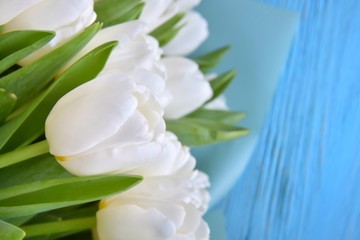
21;217;96;237
0;140;49;169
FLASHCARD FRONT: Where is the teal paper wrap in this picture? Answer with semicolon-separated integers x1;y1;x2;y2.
192;0;300;207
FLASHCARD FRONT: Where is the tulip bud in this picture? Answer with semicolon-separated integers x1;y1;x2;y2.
96;145;210;240
61;21;169;106
64;21;165;77
162;57;212;119
163;11;209;56
139;0;204;33
0;0;96;65
139;0;178;32
45;70;166;175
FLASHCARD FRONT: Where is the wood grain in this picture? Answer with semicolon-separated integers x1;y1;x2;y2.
223;0;360;239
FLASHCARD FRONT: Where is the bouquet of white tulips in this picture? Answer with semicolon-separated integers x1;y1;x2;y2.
0;0;248;239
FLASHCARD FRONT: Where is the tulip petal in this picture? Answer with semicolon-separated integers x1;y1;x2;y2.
125;199;186;229
106;35;162;72
93;110;152;150
46;74;138;156
194;219;210;240
4;0;96;65
140;0;177;31
4;0;94;31
114;176;195;206
169;236;191;240
58;132;185;176
117;136;180;176
59;140;162;176
62;21;146;72
163;57;212;119
163;11;208;56
0;0;44;25
97;204;176;240
177;204;202;234
139;132;188;175
133;69;168;107
187;171;211;212
204;95;228;110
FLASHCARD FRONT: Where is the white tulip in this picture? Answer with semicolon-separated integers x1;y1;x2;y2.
45;70;165;174
64;21;164;76
139;0;202;32
100;139;210;212
97;151;210;240
162;57;212;119
204;73;229;110
54;131;192;177
140;0;208;56
61;21;169;106
0;0;96;65
139;0;178;32
0;0;42;25
97;202;210;240
163;11;208;56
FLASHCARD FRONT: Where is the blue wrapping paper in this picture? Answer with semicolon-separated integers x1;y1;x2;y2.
192;0;300;207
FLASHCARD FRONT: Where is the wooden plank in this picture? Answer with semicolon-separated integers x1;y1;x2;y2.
223;0;360;239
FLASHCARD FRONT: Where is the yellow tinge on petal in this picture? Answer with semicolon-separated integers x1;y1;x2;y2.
55;156;67;162
99;200;107;210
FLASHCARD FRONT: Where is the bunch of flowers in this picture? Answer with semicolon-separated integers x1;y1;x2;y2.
0;0;247;239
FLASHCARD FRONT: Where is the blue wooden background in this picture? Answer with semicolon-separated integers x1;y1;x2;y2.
197;0;360;239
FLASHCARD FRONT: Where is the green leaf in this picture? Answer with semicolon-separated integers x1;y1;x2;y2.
22;217;95;238
0;175;119;201
0;175;142;219
0;219;25;240
186;108;245;125
32;230;93;240
116;3;144;24
0;154;71;190
0;40;118;153
0;154;71;226
0;88;16;124
0;31;54;60
166;118;249;146
30;205;98;225
150;13;185;47
0;140;49;169
0;65;21;79
95;0;144;27
207;70;236;103
0;23;101;108
4;215;34;227
23;205;97;239
194;45;231;73
0;31;55;74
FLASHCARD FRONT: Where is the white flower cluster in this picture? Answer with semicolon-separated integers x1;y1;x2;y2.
1;0;214;239
96;132;211;240
0;0;97;65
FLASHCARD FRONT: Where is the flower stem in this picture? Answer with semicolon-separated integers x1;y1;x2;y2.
21;217;96;237
0;140;49;169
